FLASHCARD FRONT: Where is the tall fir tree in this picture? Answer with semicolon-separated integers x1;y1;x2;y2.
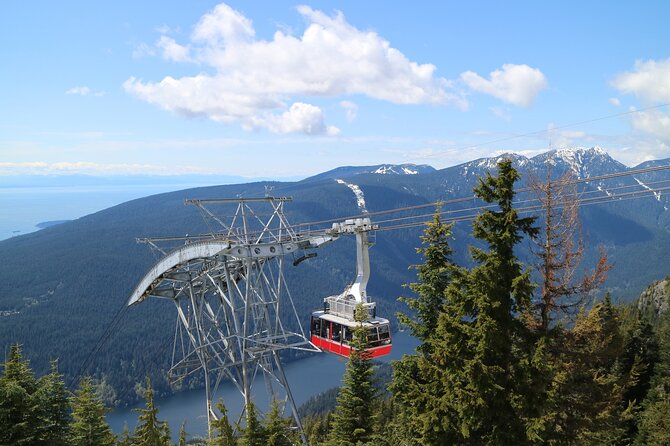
178;422;187;446
444;159;537;444
545;295;624;444
326;305;377;446
264;399;293;446
392;160;539;445
635;307;670;445
398;210;458;349
390;210;460;442
117;423;133;446
613;310;660;442
208;400;236;446
302;413;331;446
132;377;172;446
0;344;39;446
69;376;117;446
34;360;71;446
239;400;266;446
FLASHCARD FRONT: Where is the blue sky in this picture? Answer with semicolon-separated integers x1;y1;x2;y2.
2;1;669;178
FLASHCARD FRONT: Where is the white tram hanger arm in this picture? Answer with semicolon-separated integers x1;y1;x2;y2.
327;218;379;304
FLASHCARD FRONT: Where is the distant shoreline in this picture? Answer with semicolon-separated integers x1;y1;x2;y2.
35;220;70;229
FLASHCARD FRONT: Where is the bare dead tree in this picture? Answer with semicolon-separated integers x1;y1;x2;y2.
531;169;611;332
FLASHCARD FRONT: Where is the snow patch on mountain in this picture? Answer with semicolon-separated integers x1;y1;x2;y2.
374;164;426;175
597;184;613;197
555;147;598;173
634;177;668;210
336;179;368;213
469;153;530;171
374;165;396;174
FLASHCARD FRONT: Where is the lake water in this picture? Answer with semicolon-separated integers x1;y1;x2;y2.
107;331;419;438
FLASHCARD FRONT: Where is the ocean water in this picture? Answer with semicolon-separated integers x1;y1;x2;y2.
0;184;200;241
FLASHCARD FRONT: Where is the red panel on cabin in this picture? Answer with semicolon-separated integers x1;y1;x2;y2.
311;335;390;358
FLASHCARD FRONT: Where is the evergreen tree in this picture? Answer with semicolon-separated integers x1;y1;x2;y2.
239;400;266;446
69;376;116;446
132;377;172;446
370;398;415;446
327;305;377;446
117;423;133;446
614;311;660;442
391;211;459;442
635;396;670;446
209;400;236;446
398;210;458;348
302;413;331;446
34;360;71;446
635;308;670;445
0;343;40;446
443;159;538;444
178;422;187;446
545;295;625;444
392;160;539;445
264;399;292;446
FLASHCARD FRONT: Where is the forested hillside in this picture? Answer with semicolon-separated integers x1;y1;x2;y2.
2;148;670;406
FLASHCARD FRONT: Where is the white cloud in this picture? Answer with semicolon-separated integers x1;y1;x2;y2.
247;102;340;135
156;24;172;35
156;36;190;62
612;59;670;102
460;63;547;107
340;100;358;122
192;2;255;44
66;86;106;97
611;59;670;147
609;97;621;107
546;123;592;148
132;42;156;59
124;3;461;135
66;86;91;96
630;108;670;142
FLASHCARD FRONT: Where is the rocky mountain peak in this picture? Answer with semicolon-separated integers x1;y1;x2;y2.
532;146;625;177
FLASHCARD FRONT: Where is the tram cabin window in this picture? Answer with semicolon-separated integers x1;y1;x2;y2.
344;327;352;344
379;324;391;344
311;317;321;336
332;323;342;342
367;327;381;347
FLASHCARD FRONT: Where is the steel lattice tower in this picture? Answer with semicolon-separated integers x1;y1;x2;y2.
127;197;336;444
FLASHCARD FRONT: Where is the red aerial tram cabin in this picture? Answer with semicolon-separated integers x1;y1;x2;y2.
310;310;392;358
309;217;392;358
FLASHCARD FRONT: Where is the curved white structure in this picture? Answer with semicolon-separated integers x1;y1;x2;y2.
127;240;231;305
